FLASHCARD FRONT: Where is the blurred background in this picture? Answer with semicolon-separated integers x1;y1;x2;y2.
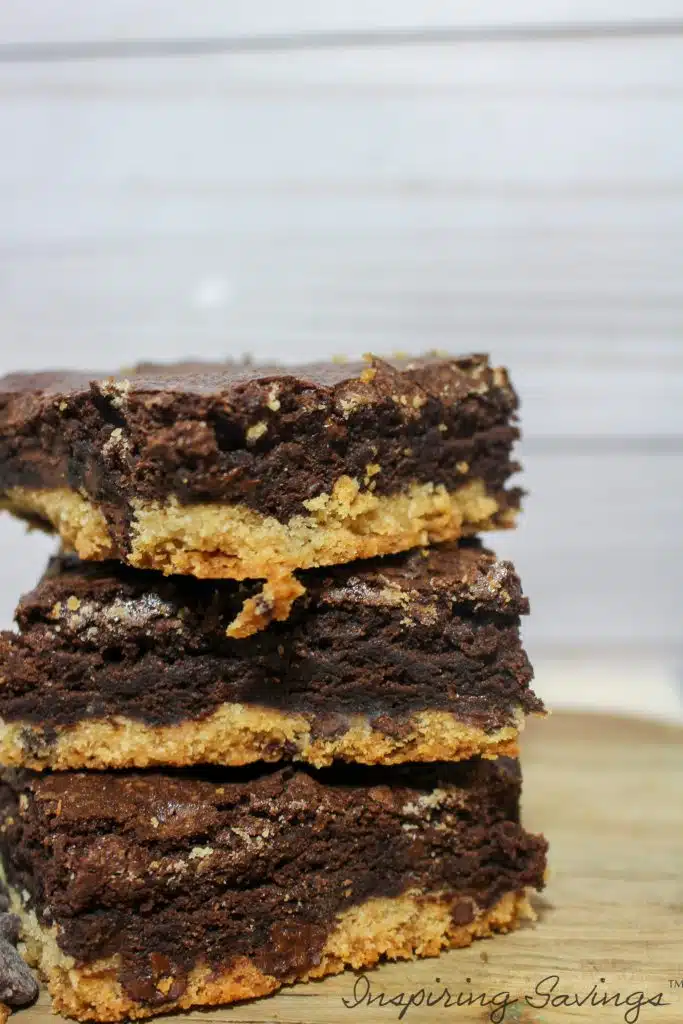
0;2;681;722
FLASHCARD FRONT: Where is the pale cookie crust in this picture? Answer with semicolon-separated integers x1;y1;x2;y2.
2;477;514;581
9;878;533;1022
0;705;524;771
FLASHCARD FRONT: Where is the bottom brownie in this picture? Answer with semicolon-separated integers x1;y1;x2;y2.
0;760;546;1021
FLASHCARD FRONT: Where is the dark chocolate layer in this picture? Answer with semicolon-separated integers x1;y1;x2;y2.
0;542;542;736
0;354;521;525
0;759;547;1001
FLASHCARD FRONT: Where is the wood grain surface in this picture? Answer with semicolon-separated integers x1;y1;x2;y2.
16;711;683;1024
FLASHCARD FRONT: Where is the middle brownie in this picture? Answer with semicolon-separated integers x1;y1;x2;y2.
0;541;543;771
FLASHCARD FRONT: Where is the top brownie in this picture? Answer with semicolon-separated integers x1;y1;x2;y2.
0;353;520;516
0;355;522;619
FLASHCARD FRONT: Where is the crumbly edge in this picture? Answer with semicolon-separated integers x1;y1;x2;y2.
224;575;307;639
0;705;524;770
4;871;534;1022
2;477;516;581
0;489;115;561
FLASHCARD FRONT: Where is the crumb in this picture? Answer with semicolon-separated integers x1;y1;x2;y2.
246;422;268;442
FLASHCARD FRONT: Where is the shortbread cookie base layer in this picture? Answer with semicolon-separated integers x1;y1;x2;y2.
3;476;516;581
0;705;524;770
11;881;533;1022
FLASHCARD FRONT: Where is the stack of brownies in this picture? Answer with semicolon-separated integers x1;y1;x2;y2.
0;354;547;1021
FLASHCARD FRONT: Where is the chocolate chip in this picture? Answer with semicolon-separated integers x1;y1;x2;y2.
166;977;187;1001
18;728;54;760
451;898;476;926
0;939;38;1006
254;921;328;977
311;713;349;741
370;713;413;741
0;918;20;947
120;953;187;1007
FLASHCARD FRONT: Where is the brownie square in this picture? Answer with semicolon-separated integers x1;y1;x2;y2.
0;759;546;1020
0;542;543;770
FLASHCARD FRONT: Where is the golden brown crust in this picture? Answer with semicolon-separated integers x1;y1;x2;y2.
11;881;533;1022
224;575;307;639
0;706;524;771
2;477;513;582
0;489;115;561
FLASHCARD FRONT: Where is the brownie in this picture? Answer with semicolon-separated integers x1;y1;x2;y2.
0;355;521;632
0;541;543;770
0;353;520;520
0;759;547;1020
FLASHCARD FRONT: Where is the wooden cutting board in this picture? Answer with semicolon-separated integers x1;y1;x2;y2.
22;712;683;1024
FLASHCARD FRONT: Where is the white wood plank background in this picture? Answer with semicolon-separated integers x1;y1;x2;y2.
2;1;683;44
0;4;680;714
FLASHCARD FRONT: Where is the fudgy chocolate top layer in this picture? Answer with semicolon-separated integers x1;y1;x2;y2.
0;760;547;1002
0;353;521;521
0;357;500;395
0;542;542;733
27;537;528;620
